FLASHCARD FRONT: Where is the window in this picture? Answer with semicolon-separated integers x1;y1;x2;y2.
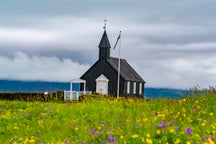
133;82;136;94
127;81;130;94
139;83;142;94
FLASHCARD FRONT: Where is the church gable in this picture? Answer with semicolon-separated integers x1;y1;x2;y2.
95;74;109;82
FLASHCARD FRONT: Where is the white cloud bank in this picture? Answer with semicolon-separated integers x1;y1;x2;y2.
0;15;216;89
131;55;216;89
0;52;89;82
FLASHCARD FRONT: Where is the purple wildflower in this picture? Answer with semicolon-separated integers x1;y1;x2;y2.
155;124;159;128
185;127;192;135
64;140;69;144
108;135;113;139
90;130;97;135
191;106;196;111
160;122;166;128
170;121;175;126
209;135;214;141
99;130;103;134
155;112;158;116
101;142;106;144
108;138;117;143
176;126;179;131
206;135;214;141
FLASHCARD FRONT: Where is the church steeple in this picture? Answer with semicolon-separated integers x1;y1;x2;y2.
98;21;111;60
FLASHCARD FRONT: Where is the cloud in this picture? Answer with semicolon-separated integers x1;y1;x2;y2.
130;55;216;89
0;52;89;82
0;28;57;45
0;17;100;48
1;0;216;89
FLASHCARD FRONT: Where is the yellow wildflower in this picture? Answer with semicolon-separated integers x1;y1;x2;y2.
208;138;215;144
13;126;19;130
23;138;29;144
186;141;191;144
142;118;148;122
146;134;151;138
120;135;124;139
174;138;181;144
156;130;161;135
195;134;200;138
74;127;79;131
128;99;134;103
169;129;175;134
19;137;23;141
29;138;35;143
136;118;141;122
146;138;153;144
132;134;139;138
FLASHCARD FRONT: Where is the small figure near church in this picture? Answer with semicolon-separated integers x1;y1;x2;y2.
81;25;145;97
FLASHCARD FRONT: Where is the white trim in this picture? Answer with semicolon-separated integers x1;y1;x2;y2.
70;78;86;92
133;82;136;94
95;74;109;82
70;78;86;83
95;74;109;94
139;83;142;94
127;81;130;94
64;78;89;101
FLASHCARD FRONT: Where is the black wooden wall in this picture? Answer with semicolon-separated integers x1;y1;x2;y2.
81;59;145;97
81;59;125;96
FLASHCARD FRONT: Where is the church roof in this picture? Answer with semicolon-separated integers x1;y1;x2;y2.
98;30;111;48
107;57;145;83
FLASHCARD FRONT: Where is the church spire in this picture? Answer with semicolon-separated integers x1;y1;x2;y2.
98;20;111;60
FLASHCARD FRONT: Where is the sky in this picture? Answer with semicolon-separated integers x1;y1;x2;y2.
0;0;216;89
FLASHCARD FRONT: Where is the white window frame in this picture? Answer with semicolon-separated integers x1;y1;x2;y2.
139;83;142;94
127;81;130;94
133;82;136;94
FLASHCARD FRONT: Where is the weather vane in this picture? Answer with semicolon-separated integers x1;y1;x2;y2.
103;19;107;30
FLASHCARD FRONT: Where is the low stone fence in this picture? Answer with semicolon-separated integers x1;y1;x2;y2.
0;91;64;102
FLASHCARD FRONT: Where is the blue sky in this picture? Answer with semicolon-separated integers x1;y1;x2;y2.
0;0;216;89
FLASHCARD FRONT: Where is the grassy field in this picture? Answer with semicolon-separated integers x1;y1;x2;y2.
0;91;215;144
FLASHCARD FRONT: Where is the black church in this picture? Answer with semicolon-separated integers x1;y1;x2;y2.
80;29;145;97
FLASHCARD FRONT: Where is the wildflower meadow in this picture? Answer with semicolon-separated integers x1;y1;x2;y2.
0;89;215;144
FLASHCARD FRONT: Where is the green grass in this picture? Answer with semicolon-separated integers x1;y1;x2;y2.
0;92;215;144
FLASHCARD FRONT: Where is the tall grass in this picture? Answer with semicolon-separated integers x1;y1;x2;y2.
0;90;215;143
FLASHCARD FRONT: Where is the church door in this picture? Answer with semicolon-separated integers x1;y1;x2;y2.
95;74;109;95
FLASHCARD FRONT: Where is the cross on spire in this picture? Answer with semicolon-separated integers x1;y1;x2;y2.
103;19;108;30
